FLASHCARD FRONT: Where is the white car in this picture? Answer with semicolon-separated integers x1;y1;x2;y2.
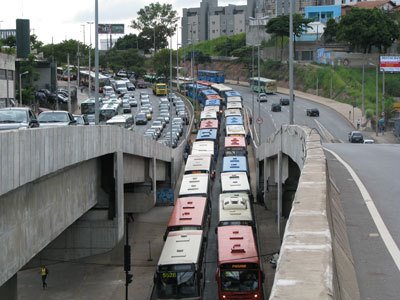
363;139;375;144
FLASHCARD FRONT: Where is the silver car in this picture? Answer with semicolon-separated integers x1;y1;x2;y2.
0;107;39;131
38;111;77;127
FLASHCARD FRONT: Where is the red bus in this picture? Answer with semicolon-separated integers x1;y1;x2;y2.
164;197;210;241
196;80;214;88
216;225;264;300
224;136;247;157
200;119;219;130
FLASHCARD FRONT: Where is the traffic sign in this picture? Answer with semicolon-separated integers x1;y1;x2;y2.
256;117;263;124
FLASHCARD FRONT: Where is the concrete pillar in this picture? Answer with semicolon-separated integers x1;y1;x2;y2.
171;157;175;190
255;158;259;203
153;157;157;205
0;274;17;300
114;151;124;241
277;151;283;239
263;158;268;207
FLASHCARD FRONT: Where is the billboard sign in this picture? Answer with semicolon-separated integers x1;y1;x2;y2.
379;56;400;72
98;24;124;34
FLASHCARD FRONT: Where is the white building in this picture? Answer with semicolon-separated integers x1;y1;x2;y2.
0;53;15;107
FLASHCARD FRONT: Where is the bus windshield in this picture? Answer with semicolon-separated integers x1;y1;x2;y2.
221;269;258;292
157;265;198;299
81;100;95;115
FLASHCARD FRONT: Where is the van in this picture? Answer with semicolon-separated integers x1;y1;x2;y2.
106;114;134;128
115;80;128;94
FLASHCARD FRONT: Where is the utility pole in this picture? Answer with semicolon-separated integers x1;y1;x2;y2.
67;53;71;113
94;1;99;125
289;0;294;125
87;21;94;98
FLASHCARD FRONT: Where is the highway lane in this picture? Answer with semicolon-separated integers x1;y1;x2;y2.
325;144;400;300
228;84;354;143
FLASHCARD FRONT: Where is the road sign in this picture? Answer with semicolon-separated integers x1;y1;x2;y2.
256;117;263;124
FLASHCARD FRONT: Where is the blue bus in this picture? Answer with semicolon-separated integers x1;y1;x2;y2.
186;83;208;100
205;99;221;107
222;156;248;175
226;115;244;126
197;70;225;83
198;89;219;105
224;90;242;102
196;128;219;152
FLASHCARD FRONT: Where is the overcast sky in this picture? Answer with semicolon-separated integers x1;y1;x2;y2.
0;0;245;48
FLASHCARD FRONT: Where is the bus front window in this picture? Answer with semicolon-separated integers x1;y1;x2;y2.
221;270;258;292
157;271;198;298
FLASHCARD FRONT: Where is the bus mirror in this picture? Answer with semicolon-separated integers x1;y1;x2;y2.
215;227;217;234
261;271;265;282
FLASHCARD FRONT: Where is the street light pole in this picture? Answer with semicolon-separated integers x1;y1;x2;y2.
19;71;29;107
87;21;94;98
369;62;379;136
289;0;294;125
94;0;99;125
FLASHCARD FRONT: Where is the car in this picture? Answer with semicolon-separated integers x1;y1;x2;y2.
258;93;268;102
280;98;290;105
141;98;151;106
363;139;375;144
306;108;320;117
126;82;136;91
155;116;167;128
160;112;170;123
271;103;282;112
73;114;89;125
140;93;149;100
140;108;152;120
172;117;184;126
136;79;147;89
38;111;77;127
122;99;131;113
348;131;364;143
135;113;148;125
141;103;153;113
129;98;138;107
103;86;114;96
151;120;164;133
0;107;40;131
172;124;183;136
146;127;161;139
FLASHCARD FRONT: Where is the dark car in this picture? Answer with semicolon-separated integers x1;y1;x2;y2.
271;103;282;112
0;107;39;131
126;82;136;91
348;131;364;143
280;98;290;105
306;108;320;117
135;113;148;125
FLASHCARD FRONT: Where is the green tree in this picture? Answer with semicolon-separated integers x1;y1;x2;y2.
100;48;145;75
114;34;140;50
40;39;88;66
337;8;400;53
30;34;43;52
323;19;338;43
266;14;311;61
4;35;17;47
152;48;177;79
130;2;178;53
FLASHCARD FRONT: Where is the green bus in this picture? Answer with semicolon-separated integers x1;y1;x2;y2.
249;77;277;94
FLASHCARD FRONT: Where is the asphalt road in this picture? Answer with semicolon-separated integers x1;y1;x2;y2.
325;143;400;300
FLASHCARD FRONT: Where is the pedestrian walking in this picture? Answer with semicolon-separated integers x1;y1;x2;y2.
357;119;361;130
246;132;251;145
183;151;188;163
39;265;49;290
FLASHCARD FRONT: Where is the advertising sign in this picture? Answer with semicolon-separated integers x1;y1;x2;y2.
98;24;124;34
379;56;400;72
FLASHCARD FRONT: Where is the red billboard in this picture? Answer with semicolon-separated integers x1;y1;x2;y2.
380;56;400;72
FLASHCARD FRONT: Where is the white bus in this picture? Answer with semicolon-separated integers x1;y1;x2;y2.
224;109;242;118
184;155;213;175
154;230;206;300
211;83;233;98
226;124;246;137
191;141;215;156
220;172;250;194
226;102;243;111
226;96;242;104
105;114;134;128
179;173;210;198
249;77;278;94
218;192;254;228
200;110;217;120
203;106;220;115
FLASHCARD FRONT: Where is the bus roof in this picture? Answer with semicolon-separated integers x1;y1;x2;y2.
249;77;277;83
200;111;217;120
226;96;242;103
226;125;246;136
184;155;212;174
198;70;223;75
224;90;242;98
226;116;244;126
196;80;214;87
211;84;232;92
219;193;252;223
167;197;208;229
227;102;243;110
179;173;209;197
196;129;218;141
203;106;220;114
106;114;132;124
221;172;250;193
191;141;215;156
158;230;204;266
200;119;219;130
205;99;221;106
201;89;219;96
224;109;242;118
222;156;248;173
225;136;246;148
205;94;223;101
80;70;109;80
217;226;258;265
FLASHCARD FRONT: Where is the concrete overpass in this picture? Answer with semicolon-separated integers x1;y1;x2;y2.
0;125;189;296
0;123;360;299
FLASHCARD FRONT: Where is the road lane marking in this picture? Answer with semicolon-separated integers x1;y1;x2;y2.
324;148;400;272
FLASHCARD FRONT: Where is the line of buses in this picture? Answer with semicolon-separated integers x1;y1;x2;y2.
153;81;264;300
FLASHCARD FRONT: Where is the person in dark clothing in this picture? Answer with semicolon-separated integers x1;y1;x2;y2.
246;132;251;145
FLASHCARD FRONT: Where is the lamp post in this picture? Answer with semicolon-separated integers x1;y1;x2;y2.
87;21;94;98
289;0;294;125
19;71;29;107
369;62;379;136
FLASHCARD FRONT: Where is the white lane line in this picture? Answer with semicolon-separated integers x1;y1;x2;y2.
324;147;400;271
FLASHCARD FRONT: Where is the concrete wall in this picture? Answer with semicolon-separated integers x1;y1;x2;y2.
0;125;171;198
0;159;99;287
257;125;359;299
